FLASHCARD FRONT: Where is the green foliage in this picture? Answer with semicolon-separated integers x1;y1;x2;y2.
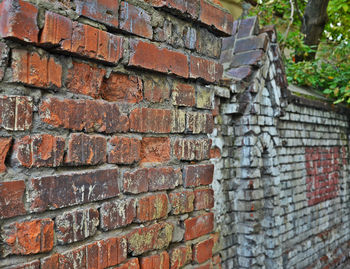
247;0;350;105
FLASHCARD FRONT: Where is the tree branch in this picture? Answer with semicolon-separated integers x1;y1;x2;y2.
281;0;294;51
293;0;303;21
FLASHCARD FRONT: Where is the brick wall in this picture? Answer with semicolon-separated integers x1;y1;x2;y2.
0;0;233;268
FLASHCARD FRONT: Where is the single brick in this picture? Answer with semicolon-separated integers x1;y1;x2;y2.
184;213;214;241
129;40;189;78
145;0;199;19
115;258;140;269
171;110;186;133
140;251;169;269
184;164;214;187
75;0;119;28
193;238;214;264
2;219;54;257
0;137;11;172
123;168;149;194
196;86;213;109
40;12;123;64
108;136;141;164
169;191;194;215
65;133;107;166
199;0;233;36
41;254;59;269
55;208;99;245
143;76;171;103
0;180;26;219
190;55;223;83
234;34;269;53
186;112;214;134
0;41;10;81
172;82;195;107
100;198;136;231
170;245;192;269
86;236;128;268
148;167;182;191
136;193;168;222
127;222;173;255
119;2;153;39
194;188;214;210
40;98;129;133
58;246;87;268
230;50;264;68
0;95;32;131
130;108;172;133
12;134;65;168
141;137;171;163
12;49;62;88
196;27;222;58
0;0;39;42
237;17;259;39
66;61;106;98
101;73;143;103
173;138;211;161
29;169;119;212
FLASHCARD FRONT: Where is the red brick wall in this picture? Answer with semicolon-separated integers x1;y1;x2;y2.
0;0;233;268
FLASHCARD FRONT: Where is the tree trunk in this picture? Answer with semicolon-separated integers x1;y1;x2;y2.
297;0;329;61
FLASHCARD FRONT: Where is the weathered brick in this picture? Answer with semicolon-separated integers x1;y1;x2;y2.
194;188;214;210
196;86;213;109
193;238;214;263
0;95;32;131
199;0;233;36
190;55;223;83
12;49;62;88
75;0;119;28
183;26;197;50
127;222;173;255
172;82;195;107
170;245;192;269
58;246;87;268
140;251;169;269
41;254;59;269
56;208;99;245
173;138;211;161
0;0;39;42
108;136;141;164
184;164;214;187
101;73;143;103
123;168;149;194
148;167;182;191
0;137;11;172
226;67;252;80
186;112;214;134
100;198;136;231
141;137;171;163
65;133;107;166
29;169;119;212
136;193;168;222
12;134;65;168
130;108;172;133
169;191;194;215
41;12;123;64
129;40;189;78
66;61;106;98
230;50;264;67
196;28;222;58
171;110;186;133
7;261;40;269
184;213;214;240
237;17;259;39
145;0;200;20
120;2;153;39
234;34;269;53
2;219;54;257
115;258;140;269
143;76;171;103
0;180;26;219
40;98;129;133
0;41;9;81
